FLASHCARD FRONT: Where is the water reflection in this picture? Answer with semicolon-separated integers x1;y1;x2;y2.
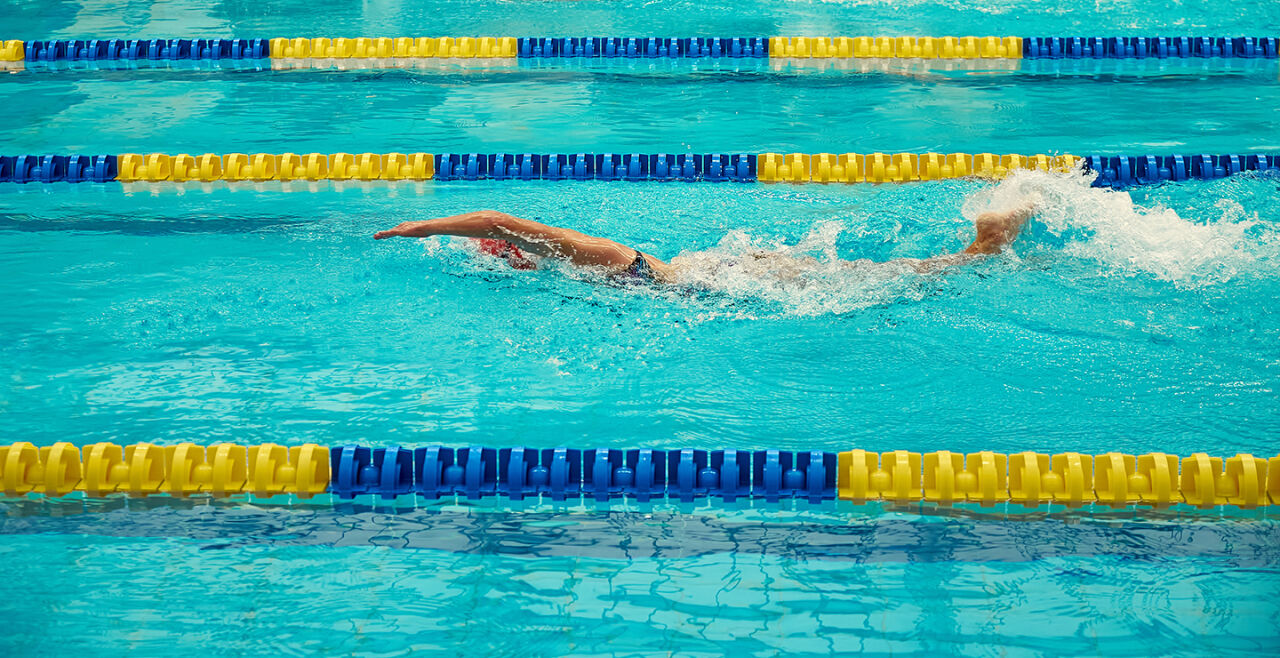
3;496;1277;565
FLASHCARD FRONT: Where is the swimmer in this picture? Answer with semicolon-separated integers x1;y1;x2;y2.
372;202;1037;283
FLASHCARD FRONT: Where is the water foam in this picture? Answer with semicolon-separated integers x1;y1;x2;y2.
666;169;1280;316
665;220;934;317
966;169;1277;287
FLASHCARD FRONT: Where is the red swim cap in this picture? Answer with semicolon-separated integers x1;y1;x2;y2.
474;238;537;270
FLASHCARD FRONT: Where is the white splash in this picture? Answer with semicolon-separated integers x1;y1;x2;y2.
969;168;1276;286
668;168;1278;315
668;222;930;317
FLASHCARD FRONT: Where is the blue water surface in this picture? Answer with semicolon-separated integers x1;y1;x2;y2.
1;498;1279;656
7;0;1280;39
2;175;1277;453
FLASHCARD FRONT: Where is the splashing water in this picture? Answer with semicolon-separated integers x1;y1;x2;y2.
968;169;1278;287
665;222;932;317
670;169;1279;314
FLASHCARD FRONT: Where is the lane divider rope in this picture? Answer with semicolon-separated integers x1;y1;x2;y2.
2;442;1276;509
2;152;1278;187
3;36;1277;63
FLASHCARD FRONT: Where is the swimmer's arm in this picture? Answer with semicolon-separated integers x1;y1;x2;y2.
373;210;641;269
898;203;1038;273
373;210;525;240
898;253;976;274
962;204;1037;255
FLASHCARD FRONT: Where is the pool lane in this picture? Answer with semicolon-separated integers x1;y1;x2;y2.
2;67;1279;155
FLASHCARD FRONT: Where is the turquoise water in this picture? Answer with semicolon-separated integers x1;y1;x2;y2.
2;499;1279;656
7;0;1280;38
3;175;1278;453
5;65;1280;155
4;0;1280;655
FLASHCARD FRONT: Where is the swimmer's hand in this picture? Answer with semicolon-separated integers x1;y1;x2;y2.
1013;195;1042;216
964;202;1037;255
373;221;430;240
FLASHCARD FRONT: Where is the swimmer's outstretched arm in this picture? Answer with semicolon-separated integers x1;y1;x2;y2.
373;210;651;270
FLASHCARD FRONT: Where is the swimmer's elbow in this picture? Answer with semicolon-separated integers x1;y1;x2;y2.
469;210;549;243
472;210;517;233
962;240;1001;256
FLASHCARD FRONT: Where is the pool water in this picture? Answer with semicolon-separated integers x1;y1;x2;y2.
3;499;1279;656
3;174;1278;453
3;0;1280;655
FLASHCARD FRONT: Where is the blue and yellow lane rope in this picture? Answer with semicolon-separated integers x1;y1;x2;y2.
2;152;1279;187
3;36;1278;63
2;442;1277;509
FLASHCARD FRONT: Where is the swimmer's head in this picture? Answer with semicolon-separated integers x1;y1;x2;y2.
474;238;537;270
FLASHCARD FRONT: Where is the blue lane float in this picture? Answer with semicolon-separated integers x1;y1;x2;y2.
1022;36;1279;59
1082;154;1280;187
431;153;758;182
516;37;769;58
22;38;270;61
325;445;825;503
0;154;118;183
